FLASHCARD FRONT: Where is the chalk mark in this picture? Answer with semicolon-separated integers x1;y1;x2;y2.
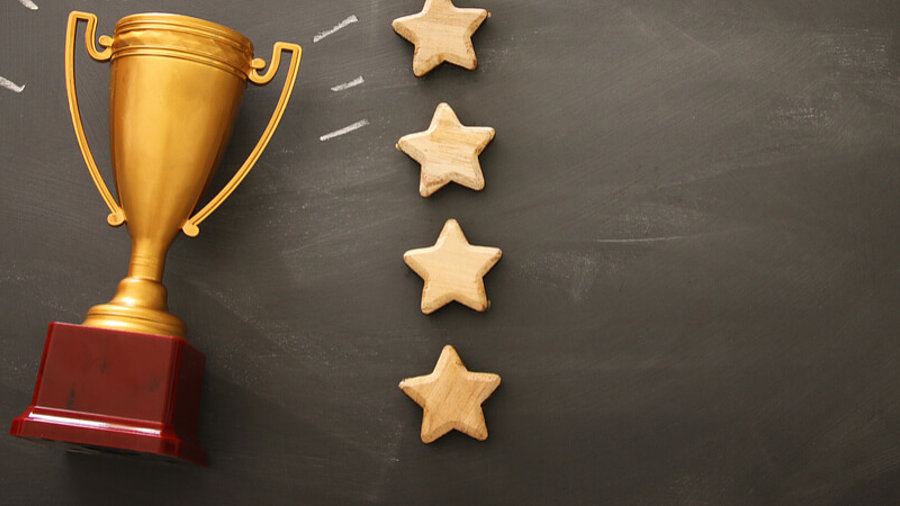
331;76;365;92
594;228;751;244
594;235;692;244
319;119;369;142
0;76;26;93
313;15;358;43
18;0;38;10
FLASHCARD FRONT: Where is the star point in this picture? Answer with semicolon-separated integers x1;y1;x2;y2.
399;345;501;443
403;219;502;314
392;0;490;76
398;102;495;197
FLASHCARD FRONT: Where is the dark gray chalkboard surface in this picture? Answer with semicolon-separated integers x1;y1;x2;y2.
2;0;899;504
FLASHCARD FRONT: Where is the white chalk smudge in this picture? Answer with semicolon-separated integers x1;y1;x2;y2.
313;15;358;43
331;76;365;92
319;119;369;141
18;0;38;10
517;252;603;303
0;76;26;93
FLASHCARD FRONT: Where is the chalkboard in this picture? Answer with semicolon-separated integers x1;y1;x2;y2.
2;0;899;504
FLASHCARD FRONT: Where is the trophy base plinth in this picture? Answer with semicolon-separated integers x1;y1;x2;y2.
10;322;206;466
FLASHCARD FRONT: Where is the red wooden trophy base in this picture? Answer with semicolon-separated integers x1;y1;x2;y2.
10;322;207;466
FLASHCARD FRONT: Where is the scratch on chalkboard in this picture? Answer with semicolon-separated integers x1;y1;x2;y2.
18;0;38;10
0;76;26;93
331;76;365;92
313;15;358;43
319;119;370;142
623;8;720;59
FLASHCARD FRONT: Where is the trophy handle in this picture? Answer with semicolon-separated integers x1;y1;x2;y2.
65;11;125;227
181;42;303;237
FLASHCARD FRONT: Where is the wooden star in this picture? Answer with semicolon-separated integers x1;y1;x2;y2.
403;219;502;314
392;0;490;77
399;345;501;443
397;102;495;197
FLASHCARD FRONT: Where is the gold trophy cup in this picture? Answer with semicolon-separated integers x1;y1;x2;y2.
10;11;301;465
74;11;301;336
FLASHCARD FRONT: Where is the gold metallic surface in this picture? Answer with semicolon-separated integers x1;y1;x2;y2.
65;11;302;337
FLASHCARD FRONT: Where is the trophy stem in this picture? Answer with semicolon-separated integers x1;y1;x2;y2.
82;239;186;338
127;239;167;281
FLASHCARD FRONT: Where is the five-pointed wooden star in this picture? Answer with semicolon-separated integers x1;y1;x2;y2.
397;102;495;197
404;219;502;314
400;345;501;443
392;0;490;76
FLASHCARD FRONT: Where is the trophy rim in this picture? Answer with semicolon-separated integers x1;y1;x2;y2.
115;12;253;54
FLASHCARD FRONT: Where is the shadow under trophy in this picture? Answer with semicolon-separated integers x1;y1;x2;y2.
9;11;302;466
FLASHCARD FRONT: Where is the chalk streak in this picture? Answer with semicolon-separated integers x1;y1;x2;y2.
18;0;39;10
319;119;369;142
313;15;358;43
0;76;26;93
594;235;691;244
331;76;365;92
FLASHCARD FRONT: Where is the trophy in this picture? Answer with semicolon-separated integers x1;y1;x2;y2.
9;11;301;466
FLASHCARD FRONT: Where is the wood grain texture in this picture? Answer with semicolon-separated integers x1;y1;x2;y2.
403;219;501;313
397;102;495;197
391;0;489;76
399;345;501;443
